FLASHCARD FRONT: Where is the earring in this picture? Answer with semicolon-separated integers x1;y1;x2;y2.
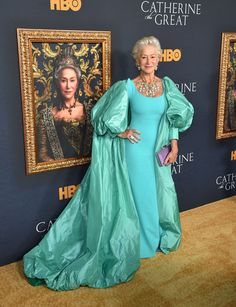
136;64;141;70
154;64;159;71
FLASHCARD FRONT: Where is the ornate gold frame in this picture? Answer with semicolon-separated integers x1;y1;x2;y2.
17;28;111;174
216;32;236;139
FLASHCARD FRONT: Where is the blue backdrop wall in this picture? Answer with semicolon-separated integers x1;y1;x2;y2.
0;0;235;265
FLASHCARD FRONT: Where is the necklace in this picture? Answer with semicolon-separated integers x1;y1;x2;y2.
63;99;77;115
137;77;160;97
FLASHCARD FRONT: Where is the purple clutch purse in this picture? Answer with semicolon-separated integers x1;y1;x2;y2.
156;144;171;166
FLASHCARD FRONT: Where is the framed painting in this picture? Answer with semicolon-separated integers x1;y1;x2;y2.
17;28;111;174
217;32;236;139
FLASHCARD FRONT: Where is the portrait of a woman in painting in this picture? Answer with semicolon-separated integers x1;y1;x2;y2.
225;64;236;132
17;29;110;174
36;47;93;162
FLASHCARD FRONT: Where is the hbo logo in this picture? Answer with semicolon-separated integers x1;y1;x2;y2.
50;0;82;11
161;49;182;62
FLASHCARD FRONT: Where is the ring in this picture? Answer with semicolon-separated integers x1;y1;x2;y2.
129;135;135;140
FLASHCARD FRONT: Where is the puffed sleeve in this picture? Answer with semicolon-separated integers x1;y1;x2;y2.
164;77;194;138
91;80;129;137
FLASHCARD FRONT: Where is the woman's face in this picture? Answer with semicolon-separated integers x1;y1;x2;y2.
58;68;78;100
138;45;159;75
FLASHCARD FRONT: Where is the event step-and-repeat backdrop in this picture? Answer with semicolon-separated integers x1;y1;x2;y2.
0;0;235;265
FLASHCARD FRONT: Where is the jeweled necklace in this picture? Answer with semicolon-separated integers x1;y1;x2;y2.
137;77;160;97
63;99;77;115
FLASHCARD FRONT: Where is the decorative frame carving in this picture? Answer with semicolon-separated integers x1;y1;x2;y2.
216;32;236;139
17;28;111;174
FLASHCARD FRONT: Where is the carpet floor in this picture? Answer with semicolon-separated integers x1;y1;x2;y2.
0;196;235;307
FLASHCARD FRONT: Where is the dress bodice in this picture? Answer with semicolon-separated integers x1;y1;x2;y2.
127;78;166;150
53;117;86;158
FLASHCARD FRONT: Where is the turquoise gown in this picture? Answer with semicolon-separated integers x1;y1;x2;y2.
125;79;166;258
23;78;194;291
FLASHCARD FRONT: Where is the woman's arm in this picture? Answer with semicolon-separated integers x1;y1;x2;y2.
164;139;178;165
118;129;141;143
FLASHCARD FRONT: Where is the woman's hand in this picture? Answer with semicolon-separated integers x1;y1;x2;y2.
164;140;178;165
118;129;141;143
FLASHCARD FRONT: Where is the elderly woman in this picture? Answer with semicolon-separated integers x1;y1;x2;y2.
37;47;93;162
23;36;194;290
119;37;180;258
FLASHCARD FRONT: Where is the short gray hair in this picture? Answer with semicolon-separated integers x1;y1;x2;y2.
132;36;162;62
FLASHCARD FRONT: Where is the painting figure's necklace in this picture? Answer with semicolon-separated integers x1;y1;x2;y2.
63;99;77;115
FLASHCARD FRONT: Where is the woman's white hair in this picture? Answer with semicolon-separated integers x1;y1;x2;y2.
132;36;162;62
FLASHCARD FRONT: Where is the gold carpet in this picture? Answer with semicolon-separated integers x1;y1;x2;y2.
0;196;235;307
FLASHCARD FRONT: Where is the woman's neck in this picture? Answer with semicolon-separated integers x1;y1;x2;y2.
64;97;76;108
139;72;156;83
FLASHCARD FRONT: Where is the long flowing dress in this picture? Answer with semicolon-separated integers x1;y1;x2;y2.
23;77;194;291
125;79;166;258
